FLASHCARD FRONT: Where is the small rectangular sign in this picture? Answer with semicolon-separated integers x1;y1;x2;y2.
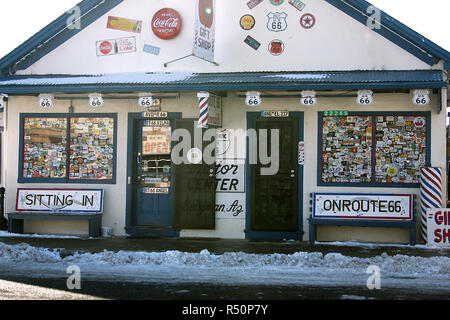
208;94;222;127
247;0;264;9
142;111;168;118
426;208;450;247
144;187;169;194
262;110;289;117
144;120;170;127
313;193;413;220
244;35;261;50
289;0;306;11
96;37;136;56
107;16;142;33
324;110;349;116
16;188;104;213
143;44;161;55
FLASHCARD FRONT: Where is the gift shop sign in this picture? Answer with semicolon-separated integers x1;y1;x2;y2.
194;0;215;62
313;193;413;220
426;208;450;247
16;188;104;213
151;8;182;40
215;159;245;219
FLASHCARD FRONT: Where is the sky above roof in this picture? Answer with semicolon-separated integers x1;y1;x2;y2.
0;0;448;59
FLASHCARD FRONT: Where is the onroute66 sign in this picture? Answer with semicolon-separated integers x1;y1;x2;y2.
412;89;430;106
267;12;287;32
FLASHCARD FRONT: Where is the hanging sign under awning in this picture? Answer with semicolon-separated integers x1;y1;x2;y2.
193;0;215;62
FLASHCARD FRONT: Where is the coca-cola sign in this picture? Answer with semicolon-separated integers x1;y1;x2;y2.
151;8;182;40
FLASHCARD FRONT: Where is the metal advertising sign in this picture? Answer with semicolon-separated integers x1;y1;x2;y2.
96;37;137;56
313;193;413;220
107;16;142;33
194;0;215;62
268;40;285;55
208;94;222;127
289;0;306;11
300;13;316;29
16;188;104;213
270;0;285;5
151;8;183;40
240;15;255;30
244;35;261;50
247;0;264;9
267;12;287;32
426;208;450;247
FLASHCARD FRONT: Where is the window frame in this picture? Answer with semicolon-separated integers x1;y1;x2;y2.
317;111;431;188
18;113;118;184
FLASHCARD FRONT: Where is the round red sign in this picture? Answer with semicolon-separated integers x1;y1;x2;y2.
151;8;182;40
99;41;113;55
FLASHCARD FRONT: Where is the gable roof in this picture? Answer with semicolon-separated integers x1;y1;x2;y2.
324;0;450;68
0;0;124;77
0;0;449;77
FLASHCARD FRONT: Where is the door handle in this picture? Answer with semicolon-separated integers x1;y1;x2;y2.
137;152;142;165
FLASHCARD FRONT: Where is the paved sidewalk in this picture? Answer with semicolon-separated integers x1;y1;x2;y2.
0;235;449;258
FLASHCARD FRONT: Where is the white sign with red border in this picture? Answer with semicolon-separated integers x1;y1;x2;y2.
96;37;137;56
16;188;104;213
426;208;450;247
313;193;413;220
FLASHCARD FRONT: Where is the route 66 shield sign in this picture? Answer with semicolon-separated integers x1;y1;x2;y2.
267;12;287;32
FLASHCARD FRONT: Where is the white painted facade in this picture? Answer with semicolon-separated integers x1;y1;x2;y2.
1;0;448;243
18;0;429;75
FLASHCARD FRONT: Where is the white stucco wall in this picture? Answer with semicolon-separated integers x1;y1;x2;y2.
17;0;429;75
4;91;446;243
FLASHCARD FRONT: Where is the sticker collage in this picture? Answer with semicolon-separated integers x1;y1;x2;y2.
22;117;115;181
243;0;315;55
321;114;428;185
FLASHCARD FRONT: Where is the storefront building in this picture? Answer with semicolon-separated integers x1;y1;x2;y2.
0;0;449;243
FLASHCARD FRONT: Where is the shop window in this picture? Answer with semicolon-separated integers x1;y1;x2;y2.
19;114;117;184
318;112;430;187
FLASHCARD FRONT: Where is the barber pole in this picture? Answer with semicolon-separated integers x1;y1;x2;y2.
420;167;443;243
197;91;209;128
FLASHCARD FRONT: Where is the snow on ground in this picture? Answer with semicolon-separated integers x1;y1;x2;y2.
0;241;449;293
0;231;80;239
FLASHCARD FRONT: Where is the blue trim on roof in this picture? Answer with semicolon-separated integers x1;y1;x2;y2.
0;70;445;94
0;0;124;77
324;0;450;67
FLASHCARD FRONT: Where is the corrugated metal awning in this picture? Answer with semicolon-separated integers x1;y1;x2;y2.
0;70;445;94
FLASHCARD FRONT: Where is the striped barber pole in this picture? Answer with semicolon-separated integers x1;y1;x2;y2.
197;91;210;128
420;167;443;243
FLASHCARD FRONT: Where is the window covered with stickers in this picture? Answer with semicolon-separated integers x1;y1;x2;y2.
20;114;117;183
319;112;430;186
